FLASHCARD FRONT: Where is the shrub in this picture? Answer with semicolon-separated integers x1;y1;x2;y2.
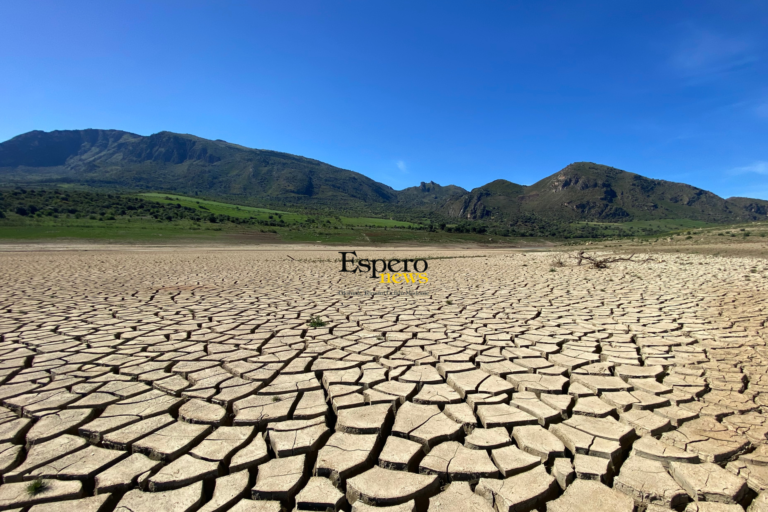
26;480;49;496
307;316;327;328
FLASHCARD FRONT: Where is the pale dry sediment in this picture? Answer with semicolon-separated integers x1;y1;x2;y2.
0;247;764;511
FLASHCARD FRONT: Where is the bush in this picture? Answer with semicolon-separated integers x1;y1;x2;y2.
26;480;49;496
307;316;327;328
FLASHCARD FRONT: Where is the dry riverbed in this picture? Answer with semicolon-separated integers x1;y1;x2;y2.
0;246;765;511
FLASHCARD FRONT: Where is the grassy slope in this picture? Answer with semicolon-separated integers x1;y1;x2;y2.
576;219;713;230
0;192;432;243
0;217;510;245
278;228;509;244
0;190;756;246
139;193;303;220
0;218;227;241
139;193;417;227
1;212;758;246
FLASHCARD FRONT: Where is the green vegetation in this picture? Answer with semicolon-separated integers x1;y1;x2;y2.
618;219;711;230
0;187;766;245
338;217;415;228
139;193;416;228
0;220;227;241
0;188;251;224
2;131;766;231
439;162;766;225
0;189;428;243
140;193;302;220
26;480;49;496
0;129;401;214
307;316;327;328
2;129;768;249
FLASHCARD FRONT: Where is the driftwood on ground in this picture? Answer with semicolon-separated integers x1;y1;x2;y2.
573;251;657;269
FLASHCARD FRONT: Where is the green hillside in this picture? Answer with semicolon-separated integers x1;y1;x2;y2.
726;197;768;216
440;162;762;223
1;130;766;226
2;187;723;243
0;129;398;210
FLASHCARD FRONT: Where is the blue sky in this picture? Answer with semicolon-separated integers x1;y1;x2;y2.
1;1;767;198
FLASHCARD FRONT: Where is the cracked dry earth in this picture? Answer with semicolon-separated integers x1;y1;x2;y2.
0;249;766;512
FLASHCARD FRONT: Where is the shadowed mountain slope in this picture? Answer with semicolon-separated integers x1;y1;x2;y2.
440;162;762;222
1;131;764;223
0;129;397;207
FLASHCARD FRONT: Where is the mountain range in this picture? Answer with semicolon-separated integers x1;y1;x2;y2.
1;129;766;224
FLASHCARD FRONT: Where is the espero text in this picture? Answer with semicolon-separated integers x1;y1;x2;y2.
339;251;428;278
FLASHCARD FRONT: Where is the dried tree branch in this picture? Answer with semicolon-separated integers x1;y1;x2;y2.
572;251;656;269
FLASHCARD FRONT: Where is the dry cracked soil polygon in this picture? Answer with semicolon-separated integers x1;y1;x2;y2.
0;247;766;511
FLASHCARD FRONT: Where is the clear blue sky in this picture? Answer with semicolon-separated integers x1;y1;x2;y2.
2;1;767;198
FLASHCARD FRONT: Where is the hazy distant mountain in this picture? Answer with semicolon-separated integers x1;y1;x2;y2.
0;130;764;223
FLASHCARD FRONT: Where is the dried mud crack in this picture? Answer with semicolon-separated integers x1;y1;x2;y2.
0;248;765;512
